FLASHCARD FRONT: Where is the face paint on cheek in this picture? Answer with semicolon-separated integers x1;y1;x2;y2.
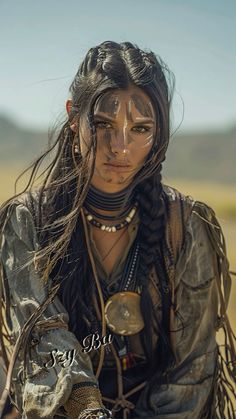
127;96;155;148
140;133;154;148
126;131;154;148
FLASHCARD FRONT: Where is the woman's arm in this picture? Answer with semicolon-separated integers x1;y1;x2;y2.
133;203;229;418
0;199;105;419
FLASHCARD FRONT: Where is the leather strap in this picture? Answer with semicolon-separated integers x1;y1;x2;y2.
163;186;194;264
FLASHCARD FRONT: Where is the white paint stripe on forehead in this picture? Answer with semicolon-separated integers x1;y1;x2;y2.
94;93;121;116
115;98;121;115
128;99;132;121
131;97;155;118
123;105;129;153
132;117;154;121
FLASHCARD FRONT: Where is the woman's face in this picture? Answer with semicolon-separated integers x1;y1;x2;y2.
80;85;156;193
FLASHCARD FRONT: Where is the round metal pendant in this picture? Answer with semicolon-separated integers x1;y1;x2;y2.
104;291;144;335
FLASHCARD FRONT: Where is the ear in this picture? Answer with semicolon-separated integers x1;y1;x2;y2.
66;99;78;133
66;99;73;116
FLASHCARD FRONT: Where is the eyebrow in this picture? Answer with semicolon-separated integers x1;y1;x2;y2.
93;113;155;124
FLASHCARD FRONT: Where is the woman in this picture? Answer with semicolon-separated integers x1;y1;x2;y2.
0;41;235;419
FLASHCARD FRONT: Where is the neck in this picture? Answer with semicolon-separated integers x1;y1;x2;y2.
84;184;136;221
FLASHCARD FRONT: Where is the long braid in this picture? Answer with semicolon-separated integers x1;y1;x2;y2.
136;169;175;374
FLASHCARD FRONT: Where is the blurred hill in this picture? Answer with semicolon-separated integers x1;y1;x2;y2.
0;114;235;184
164;125;236;184
0;114;48;162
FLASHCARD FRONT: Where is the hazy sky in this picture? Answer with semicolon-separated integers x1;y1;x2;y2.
0;0;235;132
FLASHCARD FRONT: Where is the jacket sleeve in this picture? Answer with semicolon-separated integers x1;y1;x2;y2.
0;201;102;419
133;204;220;419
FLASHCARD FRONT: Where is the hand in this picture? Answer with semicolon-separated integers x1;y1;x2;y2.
2;407;19;419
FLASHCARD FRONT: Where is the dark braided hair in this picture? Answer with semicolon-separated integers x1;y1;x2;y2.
64;42;174;372
0;40;175;375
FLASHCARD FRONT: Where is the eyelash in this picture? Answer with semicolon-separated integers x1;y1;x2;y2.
132;126;151;133
95;121;112;129
94;121;151;133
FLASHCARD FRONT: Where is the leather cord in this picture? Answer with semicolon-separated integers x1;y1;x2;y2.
81;208;106;379
80;208;147;417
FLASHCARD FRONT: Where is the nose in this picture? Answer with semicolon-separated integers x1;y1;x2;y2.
110;128;130;155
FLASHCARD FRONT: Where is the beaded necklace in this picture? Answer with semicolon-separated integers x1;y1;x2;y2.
84;185;138;232
83;203;138;232
99;233;143;369
83;185;143;369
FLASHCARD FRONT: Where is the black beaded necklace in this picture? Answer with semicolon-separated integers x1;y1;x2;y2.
85;184;136;212
84;184;140;293
83;202;132;221
84;184;141;364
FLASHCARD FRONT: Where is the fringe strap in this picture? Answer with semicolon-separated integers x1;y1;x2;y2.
193;201;236;419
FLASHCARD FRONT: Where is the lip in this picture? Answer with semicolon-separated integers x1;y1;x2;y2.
105;162;130;167
104;162;131;172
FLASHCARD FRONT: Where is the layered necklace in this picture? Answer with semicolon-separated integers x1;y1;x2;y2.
83;185;138;232
83;185;144;342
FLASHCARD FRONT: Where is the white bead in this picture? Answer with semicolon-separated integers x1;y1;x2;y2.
129;208;136;217
87;215;93;221
111;226;116;232
101;225;106;231
125;216;131;223
105;226;110;231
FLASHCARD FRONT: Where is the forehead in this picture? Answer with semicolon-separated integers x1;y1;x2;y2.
93;85;155;118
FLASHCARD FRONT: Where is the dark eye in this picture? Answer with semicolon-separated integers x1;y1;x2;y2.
95;121;112;129
132;126;151;133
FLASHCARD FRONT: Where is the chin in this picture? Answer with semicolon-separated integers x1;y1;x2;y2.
92;168;135;191
103;174;128;184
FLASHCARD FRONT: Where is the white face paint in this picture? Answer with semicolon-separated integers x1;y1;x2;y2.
89;85;157;193
138;101;154;149
118;98;155;152
122;110;130;154
140;131;154;148
131;98;154;149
